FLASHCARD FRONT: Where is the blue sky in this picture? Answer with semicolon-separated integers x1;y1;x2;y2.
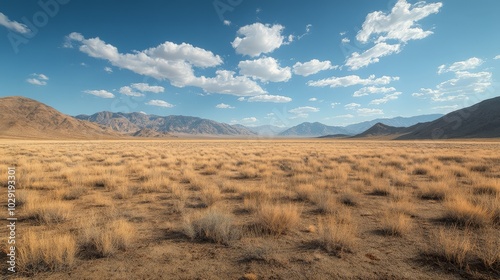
1;0;499;127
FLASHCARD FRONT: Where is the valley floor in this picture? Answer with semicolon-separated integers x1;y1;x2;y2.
0;139;499;279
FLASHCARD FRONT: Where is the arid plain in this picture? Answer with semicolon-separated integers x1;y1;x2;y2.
1;139;499;279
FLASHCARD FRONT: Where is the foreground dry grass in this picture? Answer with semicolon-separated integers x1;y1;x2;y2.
1;139;499;279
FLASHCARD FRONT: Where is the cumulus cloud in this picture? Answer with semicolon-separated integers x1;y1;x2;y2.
223;20;231;26
495;55;500;60
292;59;336;76
192;70;267;96
216;103;235;109
341;38;350;44
84;90;115;98
437;57;483;74
412;71;492;102
104;67;113;73
357;0;442;43
308;74;398;88
68;32;267;97
231;23;285;57
345;0;442;70
0;12;30;34
353;86;396;97
119;86;144;97
26;73;49;86
346;42;401;70
288;106;319;118
309;98;317;102
331;102;340;108
239;57;291;82
146;99;174;108
369;92;402;105
247;94;292;103
240;117;258;124
131;83;164;93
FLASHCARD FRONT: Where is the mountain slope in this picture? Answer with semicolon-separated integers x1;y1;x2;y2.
242;125;289;136
279;122;350;137
397;96;500;140
344;114;443;134
76;112;256;136
0;96;119;139
352;123;406;138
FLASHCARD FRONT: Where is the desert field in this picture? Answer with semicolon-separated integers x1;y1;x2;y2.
1;139;499;279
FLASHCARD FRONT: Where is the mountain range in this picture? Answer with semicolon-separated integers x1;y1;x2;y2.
1;96;499;140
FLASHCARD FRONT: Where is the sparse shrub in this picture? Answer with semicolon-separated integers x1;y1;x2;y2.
339;189;358;206
370;179;391;196
31;201;73;224
311;191;337;214
255;203;301;236
62;186;88;200
183;208;240;244
79;218;135;258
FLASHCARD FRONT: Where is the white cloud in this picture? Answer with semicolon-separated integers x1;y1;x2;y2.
104;67;113;73
356;0;442;44
26;73;49;86
341;38;350;44
353;86;396;97
68;33;267;97
239;57;292;82
247;94;292;103
308;74;398;88
369;92;402;105
119;86;144;97
346;0;441;70
437;57;483;74
131;83;164;93
413;71;492;102
231;23;285;57
357;108;384;116
494;55;500;60
146;99;174;108
344;103;361;110
346;42;401;70
288;106;319;118
292;59;336;76
192;70;267;96
309;98;317;102
84;90;115;99
237;97;246;101
223;20;231;26
216;103;235;109
0;12;30;34
241;117;258;124
331;102;340;108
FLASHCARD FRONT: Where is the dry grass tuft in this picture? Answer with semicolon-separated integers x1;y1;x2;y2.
18;230;76;273
183;208;240;244
427;227;472;269
255;203;301;236
381;211;412;236
443;196;492;227
200;185;222;207
418;182;448;201
317;215;357;254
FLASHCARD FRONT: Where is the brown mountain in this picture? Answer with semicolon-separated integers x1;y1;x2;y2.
397;96;500;140
0;96;119;139
76;112;256;136
352;123;407;138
